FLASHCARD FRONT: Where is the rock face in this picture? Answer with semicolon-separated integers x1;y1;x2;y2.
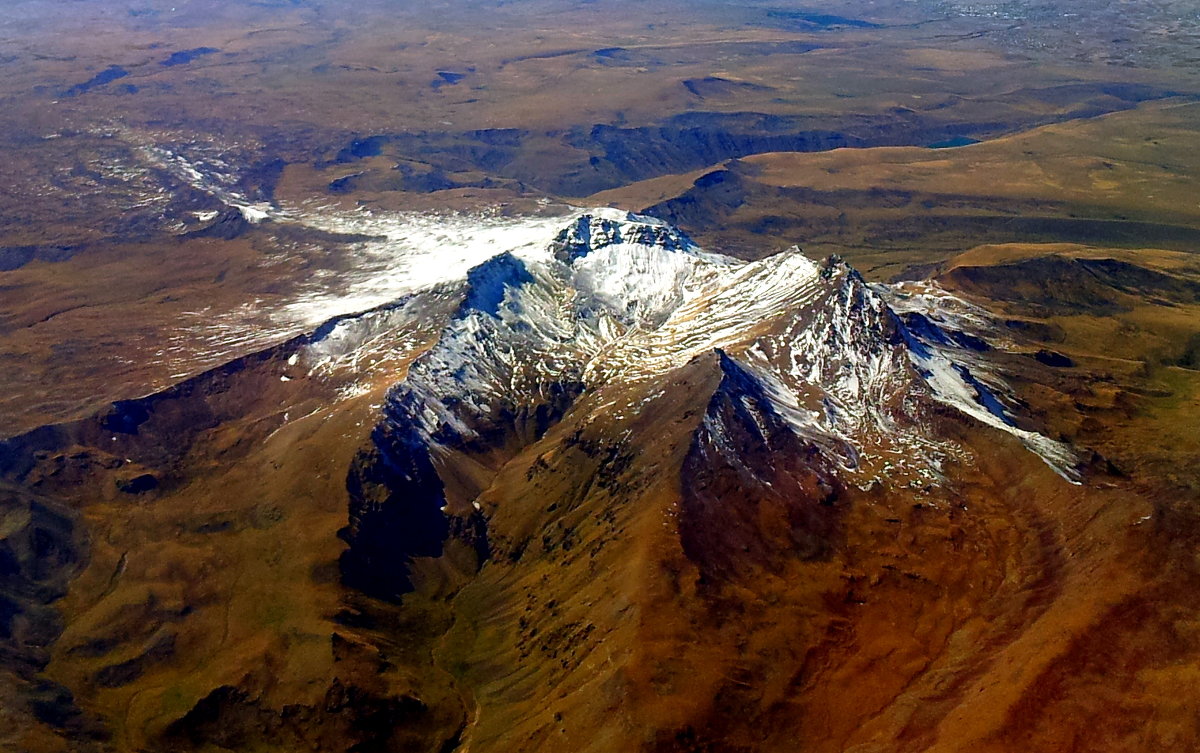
679;352;845;580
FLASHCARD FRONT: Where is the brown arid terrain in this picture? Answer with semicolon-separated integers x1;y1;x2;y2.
591;99;1200;272
2;1;1200;752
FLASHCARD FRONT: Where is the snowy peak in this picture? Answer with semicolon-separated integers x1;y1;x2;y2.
343;209;1084;597
377;210;1079;486
459;252;535;319
550;209;701;263
545;210;731;328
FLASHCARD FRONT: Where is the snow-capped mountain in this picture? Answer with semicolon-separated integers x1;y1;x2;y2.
341;209;1079;599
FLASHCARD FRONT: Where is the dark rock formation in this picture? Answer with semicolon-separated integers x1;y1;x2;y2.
679;352;844;582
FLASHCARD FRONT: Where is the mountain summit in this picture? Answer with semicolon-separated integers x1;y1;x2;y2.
342;210;1079;600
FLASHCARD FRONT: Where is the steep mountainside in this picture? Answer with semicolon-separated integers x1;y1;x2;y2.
1;211;1192;752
